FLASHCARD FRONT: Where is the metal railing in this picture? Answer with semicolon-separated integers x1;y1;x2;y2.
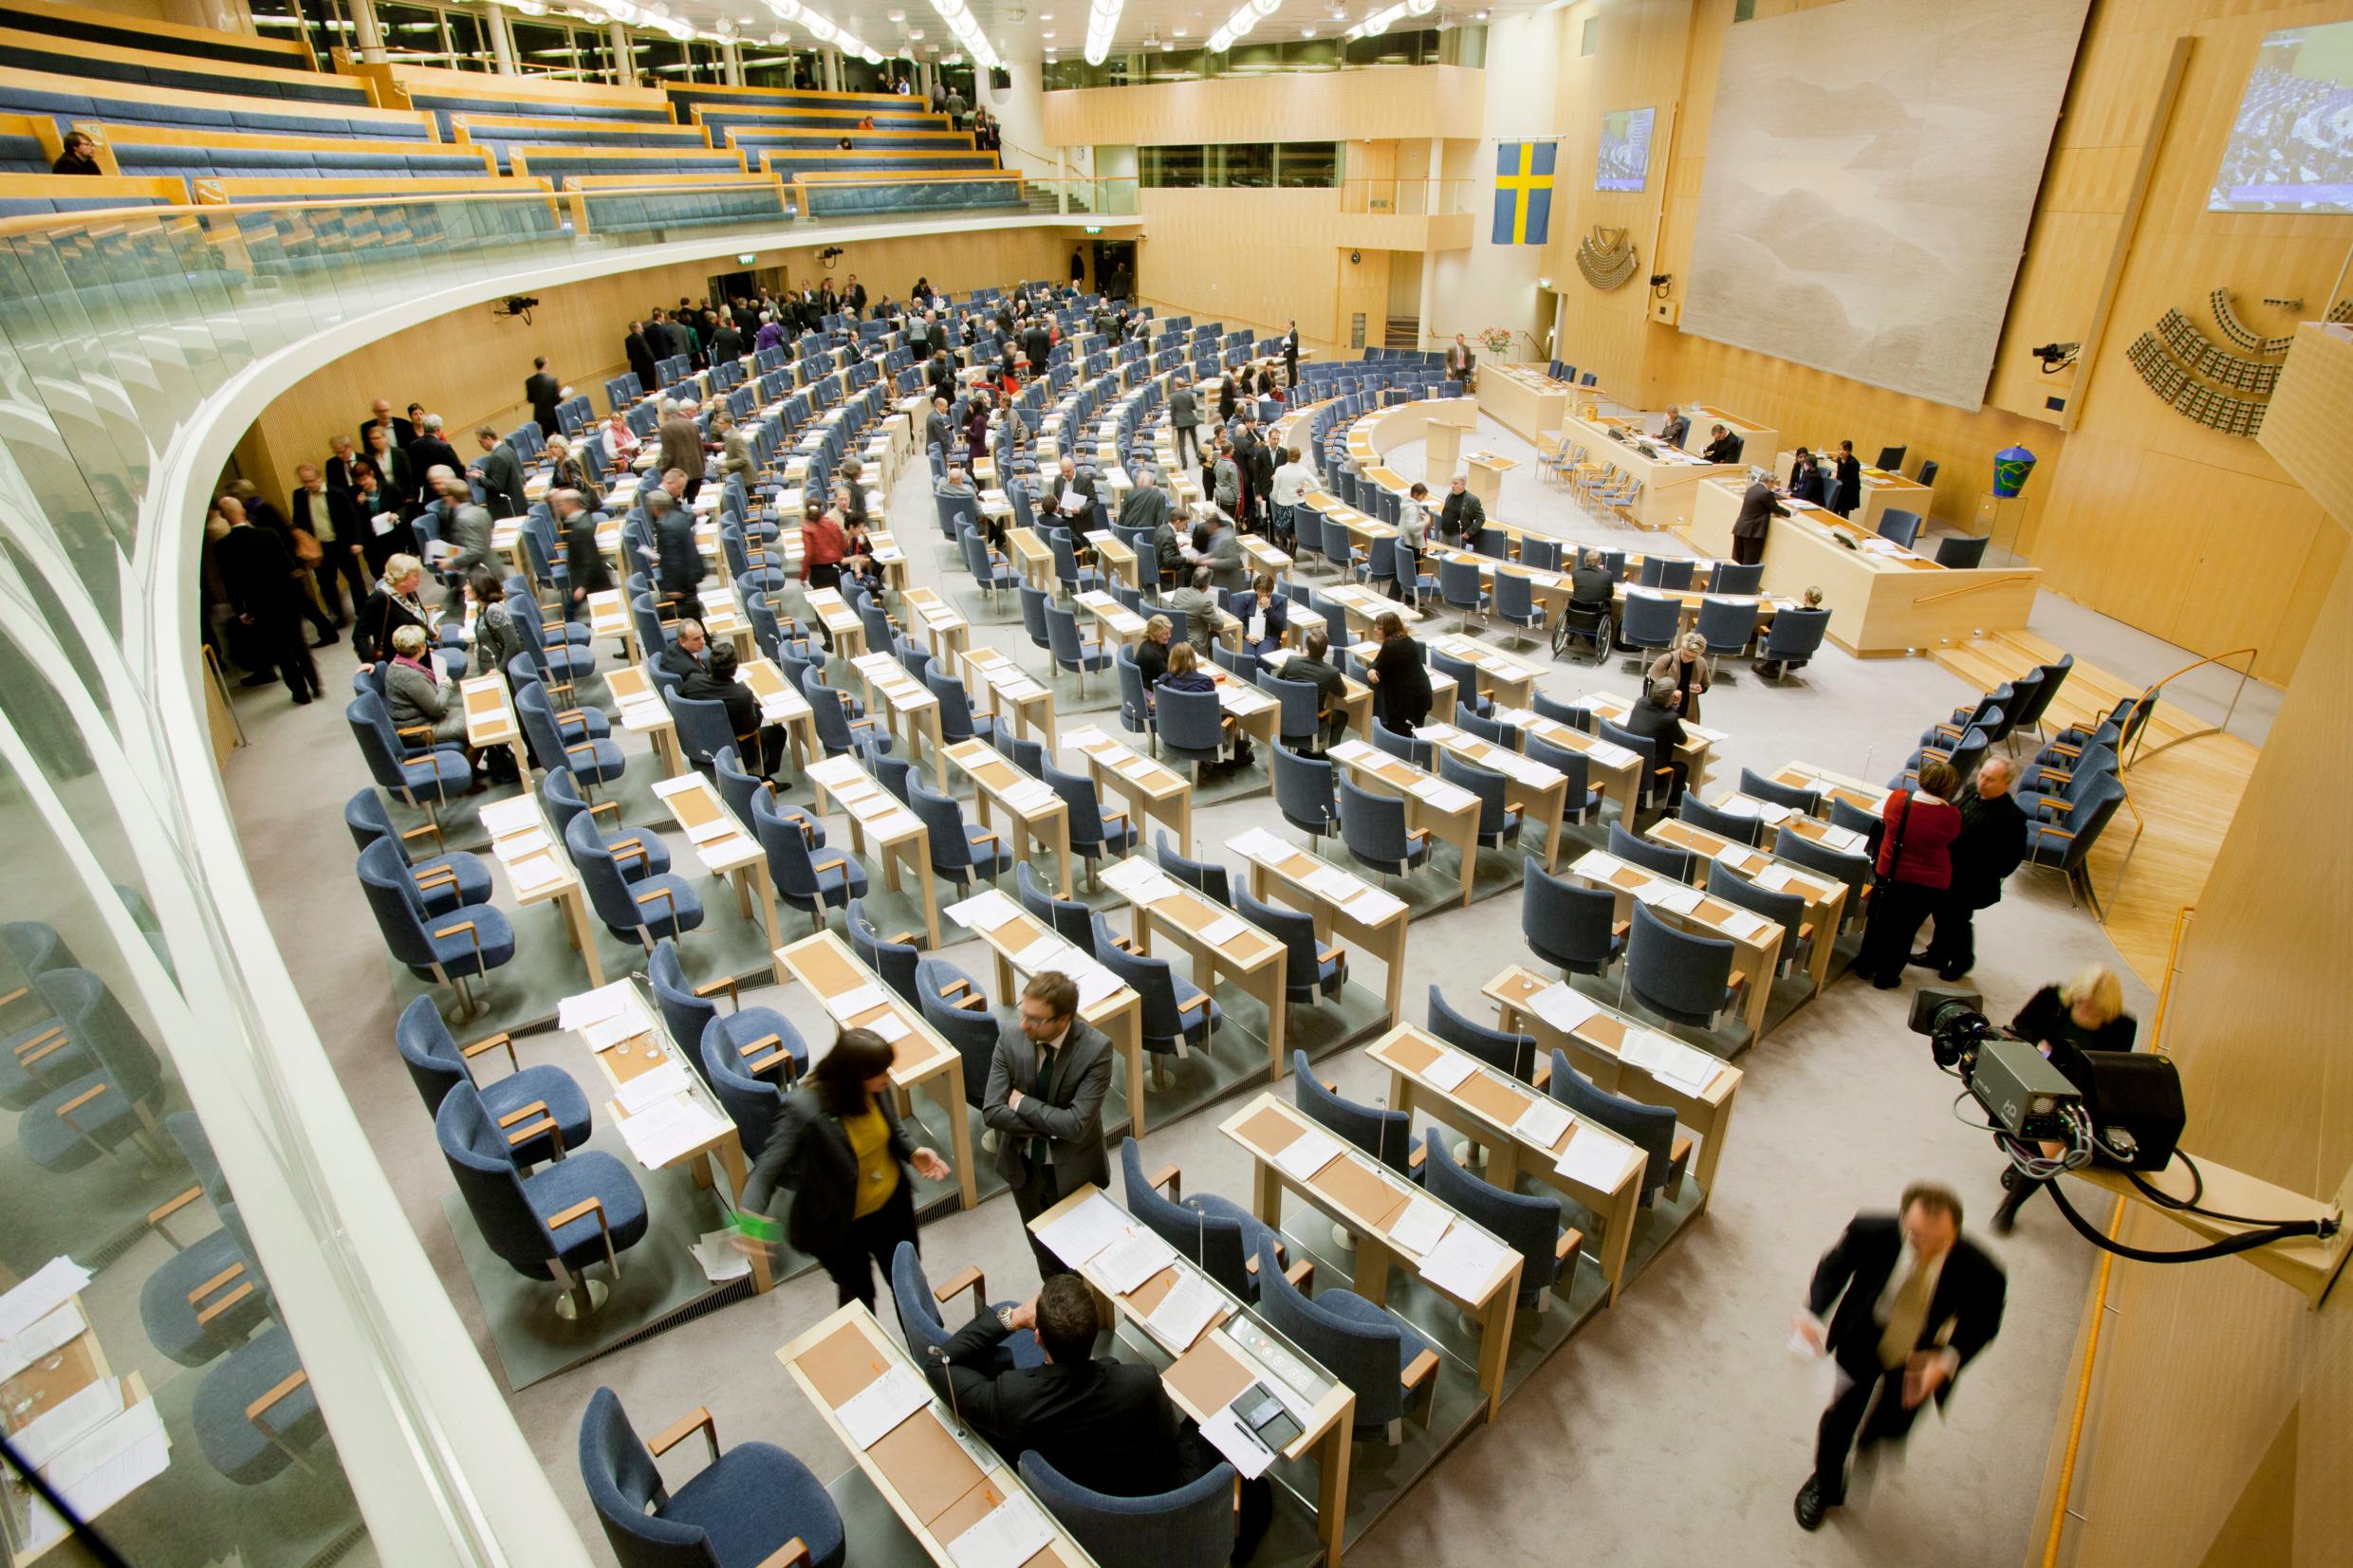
2121;646;2260;769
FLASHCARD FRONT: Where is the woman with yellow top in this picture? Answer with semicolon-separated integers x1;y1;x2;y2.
738;1028;953;1310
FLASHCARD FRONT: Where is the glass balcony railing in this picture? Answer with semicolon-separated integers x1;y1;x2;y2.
0;176;1082;1567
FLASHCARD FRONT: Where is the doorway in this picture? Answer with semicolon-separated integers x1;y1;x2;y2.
1090;238;1136;300
1534;286;1562;361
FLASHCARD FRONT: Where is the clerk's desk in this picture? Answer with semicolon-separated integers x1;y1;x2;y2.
1565;415;1741;530
1676;405;1779;470
1683;479;2039;656
1475;362;1576;444
1776;450;1932;533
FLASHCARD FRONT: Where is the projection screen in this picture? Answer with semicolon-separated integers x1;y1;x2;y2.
1677;0;2091;412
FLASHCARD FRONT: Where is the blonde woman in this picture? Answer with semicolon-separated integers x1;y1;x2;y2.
1647;631;1713;720
1990;964;2139;1233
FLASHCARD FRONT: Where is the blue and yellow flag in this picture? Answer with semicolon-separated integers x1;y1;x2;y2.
1491;141;1557;246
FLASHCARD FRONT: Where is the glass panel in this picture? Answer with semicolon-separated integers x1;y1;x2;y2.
1220;142;1273;187
637;35;685;82
376;3;449;66
739;47;798;87
1140;144;1206;188
511;20;574;77
445;9;488;69
1276;141;1338;188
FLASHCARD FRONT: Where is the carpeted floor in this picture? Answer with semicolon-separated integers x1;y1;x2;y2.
218;407;2183;1566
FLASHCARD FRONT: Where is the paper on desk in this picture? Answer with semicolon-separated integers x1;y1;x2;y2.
1096;1228;1180;1295
1198;913;1249;948
1718;907;1774;943
582;1005;654;1053
1010;933;1072;973
690;1227;754;1283
1231;827;1289;862
1000;679;1047;701
616;1060;690;1115
618;1097;727;1166
685;814;738;845
12;1375;122;1467
479;797;543;838
1074;963;1127;1006
1529;981;1602;1035
1631;881;1703;916
1144;1272;1226;1351
1714;795;1759;819
1513;1097;1574;1150
558;980;636;1033
1419;1224;1510;1300
1064;726;1110;748
867;809;921;839
1198;1405;1279;1481
1386;1194;1455;1258
1819;824;1868;855
1750;799;1795;824
1422;1050;1477;1092
1326;739;1376;764
1344;886;1405;924
1556;1130;1638;1191
1038;1192;1130;1267
1273;1126;1343;1182
947;889;1025;932
826;982;892;1021
651;774;702;800
837;1364;931;1450
0;1258;92;1344
947;1492;1059;1568
0;1301;84;1385
807;755;864;787
20;1395;168;1552
867;1009;911;1043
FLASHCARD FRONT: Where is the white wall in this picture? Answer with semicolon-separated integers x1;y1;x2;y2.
1419;9;1566;354
979;60;1074;186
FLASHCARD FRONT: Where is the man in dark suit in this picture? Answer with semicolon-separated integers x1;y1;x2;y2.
469;426;530;520
406;417;461;508
924;396;954;460
1795;1184;2007;1530
1788;446;1827;506
1281;318;1301;387
1042;455;1098;526
1730;475;1789;566
1023;320;1054;381
552;488;610;617
658;402;704;503
624;323;658;392
647;490;703;622
1438;475;1486;548
983;971;1112;1282
288;462;366;625
1918;757;2029;981
214;494;321;704
525;357;562;434
655;616;709;682
1621;677;1689;806
1831;440;1863;516
680;641;785;779
1444;332;1475;387
1658;405;1690;450
709;316;745;363
1702;423;1743;464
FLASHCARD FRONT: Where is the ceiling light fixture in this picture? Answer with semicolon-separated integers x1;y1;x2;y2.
1208;0;1281;52
926;0;1004;67
1084;0;1123;65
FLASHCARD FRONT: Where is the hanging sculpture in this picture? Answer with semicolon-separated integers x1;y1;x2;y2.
1576;225;1640;291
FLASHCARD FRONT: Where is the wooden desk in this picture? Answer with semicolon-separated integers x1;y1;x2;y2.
0;1288;165;1559
1319;583;1423;640
1685;479;2038;655
649;772;778;946
1100;855;1291;1080
1773;761;1892;819
1367;1022;1646;1303
1773;449;1930;532
1064;725;1193;858
567;977;773;1291
849;653;949;787
1072;588;1148;648
1483;967;1742;1208
1210;663;1281;757
1679;405;1779;470
1221;1093;1522;1420
740;656;821;776
898;586;971;666
585;586;637;662
1475;362;1574;443
1646;817;1846;998
1566;414;1740;530
1462;451;1517;512
949;888;1148;1134
608;665;687;778
458;673;529;781
802;587;865;659
1712;788;1878;863
942;739;1074;899
477;795;605;985
775;932;977;1210
1257;647;1373;739
804;755;943;950
1084;528;1138;589
1240;535;1294;583
1424;635;1545;711
957;647;1057;748
1410;721;1571;871
1568;690;1723;792
1028;1184;1356;1568
1325;738;1483;908
1566;848;1782;1047
777;1304;1097;1567
1007;526;1057;596
1228;827;1410;1029
1505;709;1644;823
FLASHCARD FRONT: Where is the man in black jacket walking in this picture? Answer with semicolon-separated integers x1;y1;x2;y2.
1918;756;2028;980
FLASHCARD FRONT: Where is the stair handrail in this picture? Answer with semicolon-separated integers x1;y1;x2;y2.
1914;573;2036;606
2121;646;2260;769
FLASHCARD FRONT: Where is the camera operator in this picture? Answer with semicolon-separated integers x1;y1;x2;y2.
1988;965;2138;1233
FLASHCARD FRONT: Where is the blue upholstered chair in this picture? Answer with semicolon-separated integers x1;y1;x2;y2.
1271;746;1339;850
394;992;589;1166
1422;1133;1578;1308
1251;1237;1436;1443
193;1287;324;1485
913;957;998;1119
356;838;516;1020
1620;902;1738;1032
343;787;491;916
1238;884;1344;1009
1016;861;1096;950
752;786;867;933
891;1242;1045;1374
345;692;472;831
1021;1451;1235;1568
911;779;1015;890
1427;984;1538;1081
436;1080;648;1319
1154;829;1232;906
566;810;705;950
1337;776;1432;885
1044;758;1138;885
1119;1138;1285;1304
1091;913;1219;1070
139;1200;271;1370
1292;1049;1417;1176
846;897;924;1005
580;1386;845;1568
1523;858;1624;977
1548;1048;1690;1208
1154;685;1229;780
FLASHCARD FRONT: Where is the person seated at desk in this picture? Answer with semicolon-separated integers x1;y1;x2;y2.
1158;639;1251;769
1702;424;1744;464
1239;573;1288;660
1136;614;1175;694
1438;475;1487;550
1658;406;1690;449
840;516;883;599
658;618;710;682
1288;630;1349;747
1163;565;1222;654
1788;446;1827;507
1621;677;1690;806
1753;586;1824;680
924;1274;1272;1562
682;640;787;781
1568;547;1618;642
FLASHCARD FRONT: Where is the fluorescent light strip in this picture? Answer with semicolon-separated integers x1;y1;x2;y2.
1084;0;1122;64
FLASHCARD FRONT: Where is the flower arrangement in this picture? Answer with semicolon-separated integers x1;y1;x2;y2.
1475;325;1518;358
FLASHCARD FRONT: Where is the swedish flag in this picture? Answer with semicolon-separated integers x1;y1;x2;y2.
1491;141;1557;246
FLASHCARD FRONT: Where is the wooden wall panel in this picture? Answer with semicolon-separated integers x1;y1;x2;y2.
1134;188;1409;357
1041;65;1486;146
230;228;1073;517
2052;547;2352;1567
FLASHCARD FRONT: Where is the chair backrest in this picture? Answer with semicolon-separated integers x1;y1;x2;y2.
1608;821;1694;880
1018;583;1053;650
1421;1132;1564;1301
909;781;982;874
1678;793;1764;846
1427;985;1537;1080
1235;884;1319;996
1875;445;1907;471
1115;647;1152;734
1436;749;1514;839
1705;858;1806;960
925;667;983;742
579;1386;716;1568
1337;775;1415;868
1694;597;1754;655
355;837;436;968
1492;568;1537;623
1710;561;1764;595
1251;1236;1407;1430
1877;507;1923;549
1438;557;1485;611
1620;592;1681;649
1622;902;1734;1027
1270;746;1338;835
845;898;923;1004
914;958;999;1106
392;992;472;1113
665;687;738;768
1547;1049;1677;1206
1934;533;1989;568
1256;668;1320;743
1532;690;1590;730
1016;860;1097;950
1638;556;1693;590
1041;759;1115;847
888;1239;956;1357
1738;766;1821;815
1291;1049;1413;1171
1155;684;1224;755
1088;914;1200;1040
645;938;718;1061
1521;857;1620;972
1018;1450;1236;1568
1370;717;1430;769
1120;1139;1251;1298
1154;830;1232;905
1761;605;1830;662
564;809;653;933
433;1081;549;1278
699;1014;786;1156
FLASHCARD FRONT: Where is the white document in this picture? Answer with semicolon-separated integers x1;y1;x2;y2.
1651;1042;1723;1096
478;797;543;838
684;814;737;845
1513;1097;1574;1150
617;1097;724;1165
825;982;892;1021
831;779;881;805
1010;933;1072;973
1037;1192;1129;1267
650;773;702;800
1714;794;1760;819
1144;1272;1226;1351
866;1009;911;1043
946;889;1025;932
1528;981;1602;1035
1385;1194;1454;1258
1427;783;1479;813
12;1374;123;1469
1231;827;1290;862
1064;725;1110;748
616;1061;691;1115
0;1301;85;1385
19;1396;169;1551
558;979;637;1033
1752;863;1803;895
1096;1228;1180;1294
1819;824;1869;855
1273;1126;1343;1182
807;755;864;787
1419;1224;1510;1300
1556;1131;1638;1191
1422;1050;1476;1092
1584;740;1638;768
1198;1404;1279;1480
498;826;552;858
582;1006;653;1054
1719;907;1774;943
836;1364;932;1449
867;809;921;839
690;1227;754;1283
0;1259;91;1346
1326;739;1376;764
1304;865;1360;899
1074;963;1127;1006
1198;913;1250;948
1000;679;1047;701
948;1493;1059;1568
1247;613;1266;643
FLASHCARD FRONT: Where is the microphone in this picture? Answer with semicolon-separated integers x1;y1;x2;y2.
927;1342;967;1436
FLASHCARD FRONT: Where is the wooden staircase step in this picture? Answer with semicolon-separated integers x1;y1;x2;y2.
1931;636;2220;753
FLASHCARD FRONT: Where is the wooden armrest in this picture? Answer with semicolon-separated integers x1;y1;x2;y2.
398;821;446;847
1797;920;1814;941
810;855;849;873
546;1196;604;1230
2037;825;2078;841
495;1099;549;1129
587;799;621;820
1400;1348;1440;1393
887;931;918;946
649;1406;718;1461
1555;1226;1585;1267
933;1264;986;1311
1146;1162;1180;1196
245;1368;309;1427
196;1280;257;1327
1176;993;1211;1019
505;1115;560;1148
21;1034;73;1068
752;1540;813;1568
461;1032;516;1074
1407;1140;1427;1171
1724;969;1748;993
1283;1257;1316;1290
1672;1132;1695;1164
635;887;677;918
0;986;23;1007
2039;766;2075;785
1932;722;1962;738
969;830;1000;846
610;838;649;868
2047;740;2084;758
1317;944;1344;966
148;1186;204;1229
414;865;459;889
397;723;437;743
846;716;880;731
736;1032;784;1061
188;1263;246;1306
55;1082;107;1118
936;976;974;998
693;975;740;1007
13;1024;64;1057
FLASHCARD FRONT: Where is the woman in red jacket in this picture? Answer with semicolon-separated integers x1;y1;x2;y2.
799;499;849;651
1857;756;1963;989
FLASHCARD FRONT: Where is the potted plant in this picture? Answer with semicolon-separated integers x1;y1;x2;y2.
1476;326;1518;360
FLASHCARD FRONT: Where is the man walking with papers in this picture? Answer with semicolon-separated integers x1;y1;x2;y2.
922;1275;1271;1561
985;972;1114;1281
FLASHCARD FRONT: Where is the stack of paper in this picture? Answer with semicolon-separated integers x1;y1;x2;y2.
947;1494;1059;1568
1037;1192;1129;1267
616;1061;690;1115
16;1395;168;1553
618;1098;730;1166
1344;886;1404;923
1753;863;1805;894
1423;1050;1477;1091
1718;907;1775;943
1419;1224;1510;1299
825;982;892;1021
836;1365;931;1449
1273;1127;1343;1181
1528;981;1602;1035
1513;1097;1574;1149
1002;778;1061;815
1064;725;1110;748
1144;1272;1226;1351
558;981;637;1034
1198;913;1249;948
0;1301;84;1384
651;775;702;802
1386;1194;1454;1257
1230;827;1290;862
1096;1228;1180;1293
478;797;543;838
1818;824;1869;855
1584;739;1638;767
947;889;1025;932
1634;881;1705;916
1556;1130;1638;1190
